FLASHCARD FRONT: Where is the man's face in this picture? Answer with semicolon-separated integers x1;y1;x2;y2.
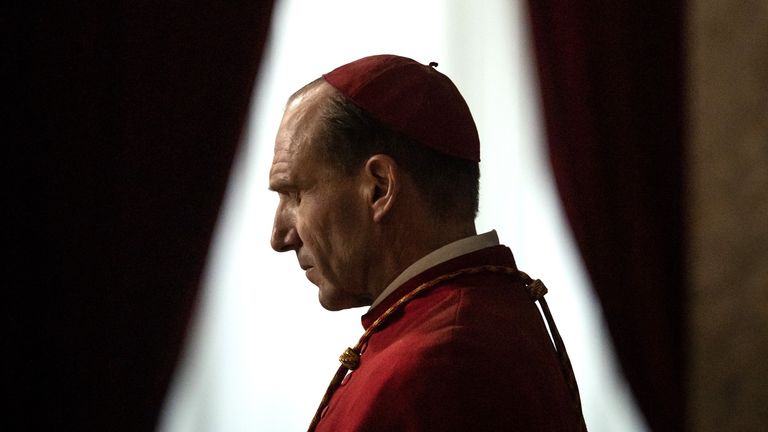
269;87;373;310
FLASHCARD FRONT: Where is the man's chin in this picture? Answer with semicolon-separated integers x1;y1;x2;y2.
316;294;342;311
317;290;371;311
318;292;349;311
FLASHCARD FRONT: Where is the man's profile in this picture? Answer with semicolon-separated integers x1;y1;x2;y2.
269;54;587;431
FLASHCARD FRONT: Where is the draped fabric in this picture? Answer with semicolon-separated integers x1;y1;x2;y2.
26;2;274;430
525;2;686;431
20;1;689;430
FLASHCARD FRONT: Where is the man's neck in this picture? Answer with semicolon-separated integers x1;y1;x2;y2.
369;230;499;309
365;220;477;303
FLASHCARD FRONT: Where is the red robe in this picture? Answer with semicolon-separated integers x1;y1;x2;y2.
315;245;584;431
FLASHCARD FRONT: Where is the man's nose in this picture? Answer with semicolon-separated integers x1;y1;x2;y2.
271;215;301;252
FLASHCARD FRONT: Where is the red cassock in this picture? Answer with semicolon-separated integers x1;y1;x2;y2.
314;245;585;431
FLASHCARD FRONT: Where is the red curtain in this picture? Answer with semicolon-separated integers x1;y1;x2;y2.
19;2;274;430
526;2;686;431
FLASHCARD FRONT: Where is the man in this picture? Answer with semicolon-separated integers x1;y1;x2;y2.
269;54;586;431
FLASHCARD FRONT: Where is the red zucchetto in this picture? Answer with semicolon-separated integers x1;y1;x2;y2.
323;54;480;162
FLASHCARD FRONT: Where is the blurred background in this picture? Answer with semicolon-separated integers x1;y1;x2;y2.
19;0;766;431
158;1;643;431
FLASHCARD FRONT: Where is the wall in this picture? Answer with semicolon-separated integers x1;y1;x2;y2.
688;1;768;430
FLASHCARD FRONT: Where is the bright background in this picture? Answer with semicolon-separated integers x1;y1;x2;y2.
159;1;648;430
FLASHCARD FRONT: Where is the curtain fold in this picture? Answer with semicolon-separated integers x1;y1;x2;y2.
32;2;275;430
525;2;686;431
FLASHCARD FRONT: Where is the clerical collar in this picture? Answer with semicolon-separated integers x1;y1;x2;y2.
369;230;500;309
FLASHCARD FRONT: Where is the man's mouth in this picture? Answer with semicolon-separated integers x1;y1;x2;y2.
302;266;318;284
301;264;316;279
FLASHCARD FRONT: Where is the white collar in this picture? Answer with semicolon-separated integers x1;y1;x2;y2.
369;230;500;309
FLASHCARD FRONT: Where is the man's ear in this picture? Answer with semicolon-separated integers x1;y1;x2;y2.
363;154;399;223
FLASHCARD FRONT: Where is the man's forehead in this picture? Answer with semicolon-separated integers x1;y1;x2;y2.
276;84;331;151
269;121;315;190
269;80;336;187
273;112;310;166
269;140;299;188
